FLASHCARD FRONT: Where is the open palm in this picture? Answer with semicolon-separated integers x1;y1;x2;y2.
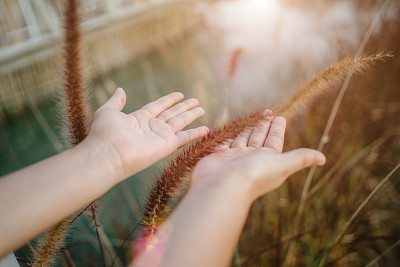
192;114;326;200
88;88;209;180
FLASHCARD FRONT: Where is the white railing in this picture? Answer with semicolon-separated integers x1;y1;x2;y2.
0;0;152;49
0;0;42;47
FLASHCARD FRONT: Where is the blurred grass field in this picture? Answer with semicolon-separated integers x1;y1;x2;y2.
238;11;400;267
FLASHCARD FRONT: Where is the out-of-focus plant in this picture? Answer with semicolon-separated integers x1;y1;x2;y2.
32;0;104;266
140;51;392;244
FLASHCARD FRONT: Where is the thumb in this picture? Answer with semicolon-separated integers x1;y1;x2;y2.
102;87;126;111
280;148;326;177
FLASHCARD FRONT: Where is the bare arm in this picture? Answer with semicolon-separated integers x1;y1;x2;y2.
0;88;208;258
133;114;326;267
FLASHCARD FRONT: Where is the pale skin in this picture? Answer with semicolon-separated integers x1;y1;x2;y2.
133;112;326;267
0;88;326;266
0;88;208;258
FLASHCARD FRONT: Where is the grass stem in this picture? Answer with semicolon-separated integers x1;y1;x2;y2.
332;161;400;245
283;1;393;265
365;239;400;267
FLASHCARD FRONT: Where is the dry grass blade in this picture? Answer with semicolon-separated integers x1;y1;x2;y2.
283;53;393;266
111;220;142;267
332;161;400;246
307;131;393;198
365;239;400;267
283;0;394;264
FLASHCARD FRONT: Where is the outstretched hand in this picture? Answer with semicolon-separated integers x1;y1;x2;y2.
87;88;209;181
192;111;326;200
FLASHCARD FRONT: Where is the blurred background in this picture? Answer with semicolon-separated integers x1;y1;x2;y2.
0;0;399;266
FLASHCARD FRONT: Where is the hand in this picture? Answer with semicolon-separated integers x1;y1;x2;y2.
86;88;209;181
192;111;326;201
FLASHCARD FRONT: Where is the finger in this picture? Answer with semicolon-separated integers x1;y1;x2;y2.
101;87;126;111
157;98;199;122
248;110;274;147
141;92;184;117
264;116;286;152
280;148;326;177
176;126;209;148
231;127;253;148
167;107;205;133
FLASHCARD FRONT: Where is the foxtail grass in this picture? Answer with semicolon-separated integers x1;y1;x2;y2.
61;0;89;146
142;111;266;239
32;1;104;266
220;47;243;123
276;51;393;118
283;1;394;264
226;47;243;79
140;51;390;243
31;220;71;267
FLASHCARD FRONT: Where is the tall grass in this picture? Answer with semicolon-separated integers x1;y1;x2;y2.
10;1;399;266
284;1;395;264
140;51;391;244
237;9;400;265
32;0;104;266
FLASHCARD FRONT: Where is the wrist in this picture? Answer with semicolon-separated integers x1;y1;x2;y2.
190;173;254;207
75;136;125;186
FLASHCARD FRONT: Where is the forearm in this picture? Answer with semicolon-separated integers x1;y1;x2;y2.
0;138;119;257
134;178;253;267
133;114;326;266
